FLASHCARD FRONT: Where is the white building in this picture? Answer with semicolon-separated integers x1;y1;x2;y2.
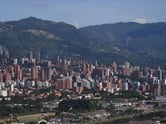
1;90;8;97
10;83;14;92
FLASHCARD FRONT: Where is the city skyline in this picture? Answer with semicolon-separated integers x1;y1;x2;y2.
0;1;166;123
0;0;166;28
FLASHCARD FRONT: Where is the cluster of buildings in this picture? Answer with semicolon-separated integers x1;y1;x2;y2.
0;48;166;98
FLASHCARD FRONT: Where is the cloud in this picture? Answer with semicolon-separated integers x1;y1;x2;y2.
133;18;148;24
74;21;80;28
32;1;48;9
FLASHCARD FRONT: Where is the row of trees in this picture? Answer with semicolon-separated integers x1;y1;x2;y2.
58;99;99;113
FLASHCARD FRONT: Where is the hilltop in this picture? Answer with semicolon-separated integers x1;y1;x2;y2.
0;17;166;67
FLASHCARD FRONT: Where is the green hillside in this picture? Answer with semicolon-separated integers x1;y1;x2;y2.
0;17;166;67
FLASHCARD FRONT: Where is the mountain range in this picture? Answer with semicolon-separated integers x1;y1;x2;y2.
0;17;166;67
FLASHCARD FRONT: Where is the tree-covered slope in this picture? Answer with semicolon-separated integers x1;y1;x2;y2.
0;17;166;67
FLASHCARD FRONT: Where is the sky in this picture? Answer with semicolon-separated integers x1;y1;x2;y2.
0;0;166;28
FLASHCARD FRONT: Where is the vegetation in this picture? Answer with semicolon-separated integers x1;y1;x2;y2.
0;90;57;117
0;105;41;117
0;17;166;67
58;99;99;113
100;91;144;102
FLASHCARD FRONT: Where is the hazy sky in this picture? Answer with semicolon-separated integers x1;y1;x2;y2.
0;0;165;27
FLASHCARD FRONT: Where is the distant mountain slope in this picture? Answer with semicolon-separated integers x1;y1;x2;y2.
80;22;166;65
0;17;92;58
5;17;90;47
80;22;166;51
0;17;166;67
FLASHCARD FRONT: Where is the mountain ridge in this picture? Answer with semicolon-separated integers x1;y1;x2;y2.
0;17;166;67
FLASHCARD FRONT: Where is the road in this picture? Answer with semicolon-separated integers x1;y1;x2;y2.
0;113;55;123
